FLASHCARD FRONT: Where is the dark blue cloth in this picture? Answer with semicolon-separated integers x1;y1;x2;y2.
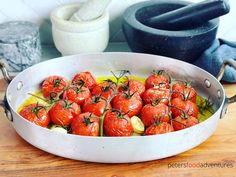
194;39;236;82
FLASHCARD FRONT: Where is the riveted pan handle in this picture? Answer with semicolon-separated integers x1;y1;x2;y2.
0;61;13;121
216;59;236;118
0;62;12;84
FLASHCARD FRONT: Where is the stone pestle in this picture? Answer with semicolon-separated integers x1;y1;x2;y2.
144;0;230;30
70;0;111;22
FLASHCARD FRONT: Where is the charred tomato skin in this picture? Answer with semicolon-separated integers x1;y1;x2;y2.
82;96;112;117
119;79;145;97
63;84;91;105
140;103;171;127
71;112;100;136
145;122;174;135
103;111;134;136
145;74;170;89
172;82;197;103
72;71;97;90
173;116;199;131
42;75;69;98
91;81;116;100
19;103;50;127
49;100;81;126
142;87;170;105
112;93;143;117
171;97;198;118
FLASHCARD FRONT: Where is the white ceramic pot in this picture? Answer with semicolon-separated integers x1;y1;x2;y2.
50;3;109;56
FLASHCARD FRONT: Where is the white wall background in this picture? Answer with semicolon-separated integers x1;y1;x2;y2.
0;0;235;44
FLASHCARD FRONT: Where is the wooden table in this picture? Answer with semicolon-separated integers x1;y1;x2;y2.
0;78;236;177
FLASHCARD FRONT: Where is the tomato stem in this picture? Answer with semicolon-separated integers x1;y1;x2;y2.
28;93;48;103
31;102;45;117
168;105;189;119
99;70;130;136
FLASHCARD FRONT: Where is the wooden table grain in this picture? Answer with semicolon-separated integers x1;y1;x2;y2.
0;78;236;177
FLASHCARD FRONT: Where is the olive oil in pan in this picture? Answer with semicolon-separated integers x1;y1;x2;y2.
18;76;214;122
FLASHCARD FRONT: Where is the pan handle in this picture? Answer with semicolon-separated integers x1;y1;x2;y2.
216;59;236;118
0;61;13;121
0;62;12;84
216;59;236;82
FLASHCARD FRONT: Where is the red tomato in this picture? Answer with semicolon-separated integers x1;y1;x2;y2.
145;122;174;135
112;92;143;117
42;76;69;98
103;111;133;136
92;81;116;100
172;115;199;131
71;112;100;136
119;79;145;97
171;82;185;98
171;97;198;118
145;72;170;89
82;95;112;117
49;100;81;126
72;71;97;90
19;103;50;127
140;103;171;127
63;84;91;105
142;87;170;105
172;82;197;103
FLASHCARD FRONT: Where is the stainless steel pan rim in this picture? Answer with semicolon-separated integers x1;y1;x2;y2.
0;52;235;163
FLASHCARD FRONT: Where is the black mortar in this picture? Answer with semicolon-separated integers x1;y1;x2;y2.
122;0;219;63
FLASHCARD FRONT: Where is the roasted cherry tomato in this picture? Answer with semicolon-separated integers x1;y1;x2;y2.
172;82;197;103
112;92;143;117
19;103;50;127
92;81;116;100
140;103;171;127
172;115;199;131
145;122;174;135
145;71;170;89
42;75;69;98
72;71;97;90
103;111;133;136
82;95;112;117
142;87;170;105
49;100;81;126
71;112;100;136
119;79;145;97
63;84;91;105
171;97;198;118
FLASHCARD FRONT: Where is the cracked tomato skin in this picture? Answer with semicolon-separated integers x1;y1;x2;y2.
142;87;170;105
171;97;198;118
104;111;133;136
145;74;170;89
42;75;69;98
173;115;199;131
71;112;100;136
72;71;97;90
118;79;145;97
19;103;50;127
145;122;174;135
172;82;197;103
91;81;116;100
63;84;91;105
82;96;112;117
112;93;143;117
49;100;81;126
140;103;171;127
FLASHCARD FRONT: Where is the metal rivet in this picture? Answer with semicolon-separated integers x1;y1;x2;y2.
217;90;221;99
17;81;23;90
204;79;211;88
